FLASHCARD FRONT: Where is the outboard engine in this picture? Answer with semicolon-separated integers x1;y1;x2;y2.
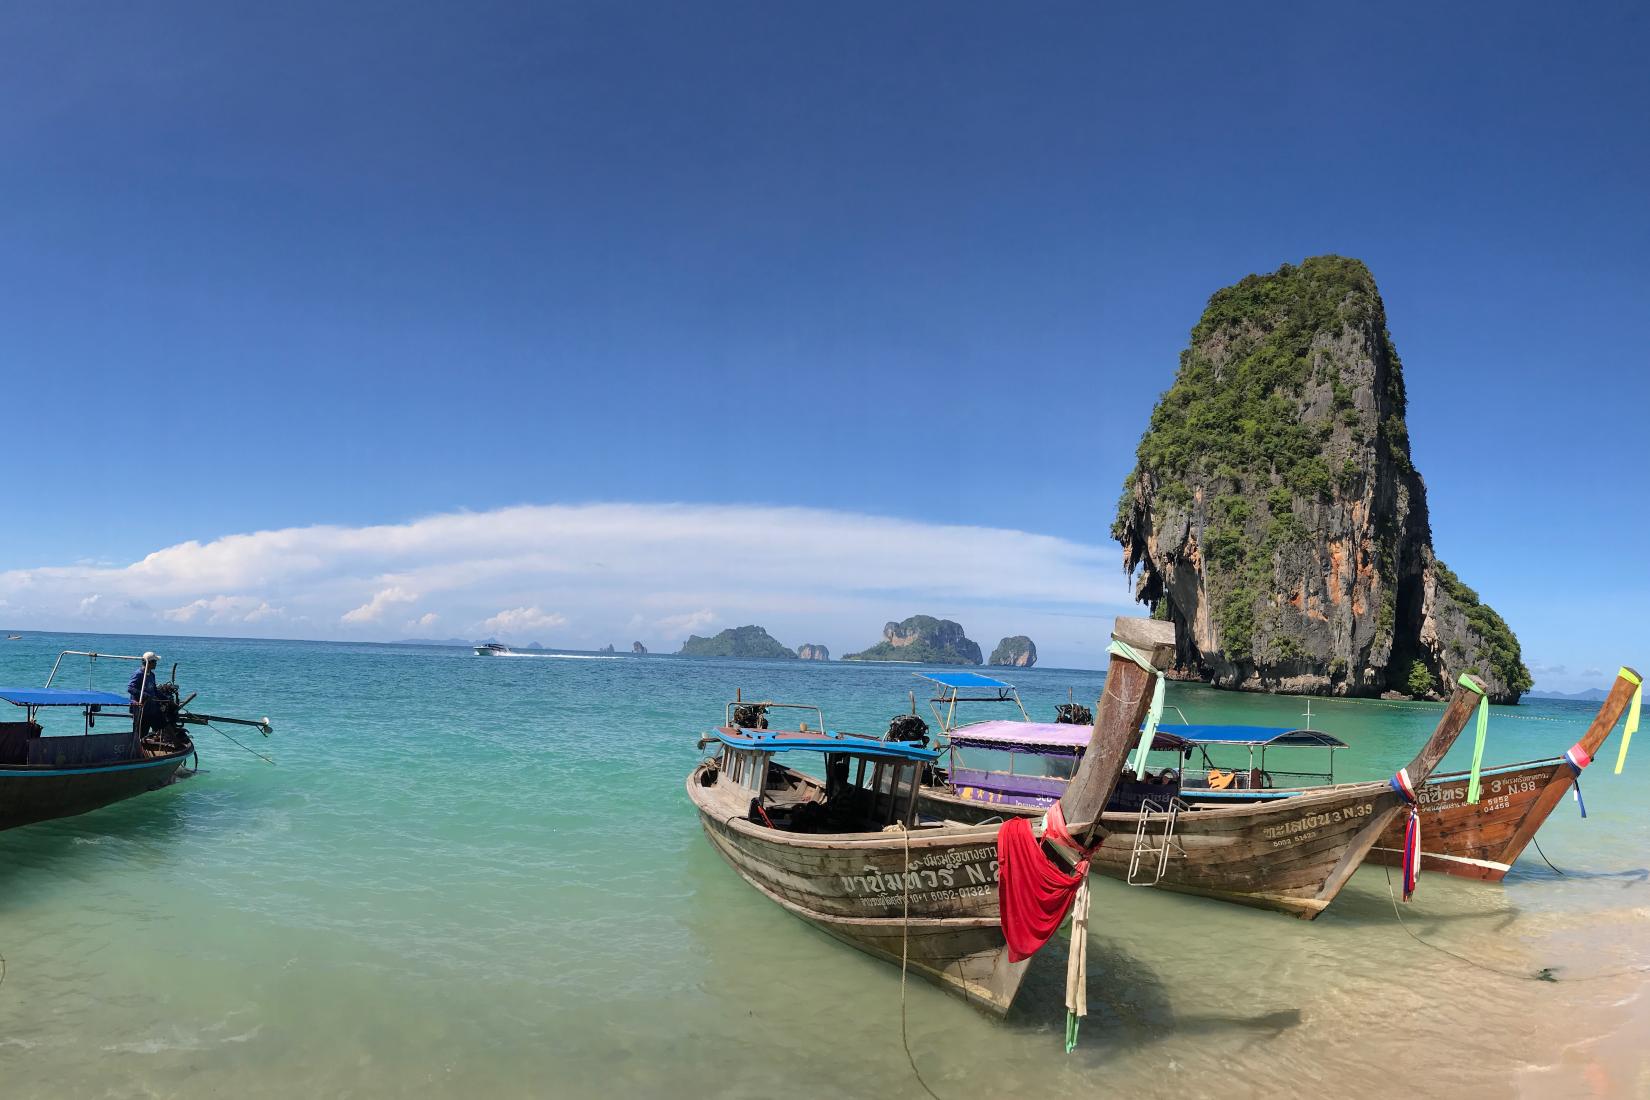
1054;702;1093;725
885;714;930;746
731;703;769;730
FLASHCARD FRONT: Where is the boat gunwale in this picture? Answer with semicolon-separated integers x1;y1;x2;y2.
686;762;1005;849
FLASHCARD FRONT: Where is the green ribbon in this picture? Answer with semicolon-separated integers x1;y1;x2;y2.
1109;639;1165;780
1616;667;1642;775
1460;673;1489;804
1065;1010;1080;1054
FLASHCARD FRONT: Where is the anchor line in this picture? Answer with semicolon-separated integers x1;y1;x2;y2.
1382;866;1650;983
206;722;277;766
899;828;944;1100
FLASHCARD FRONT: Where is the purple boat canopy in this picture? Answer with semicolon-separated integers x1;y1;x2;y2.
949;720;1346;754
950;720;1199;755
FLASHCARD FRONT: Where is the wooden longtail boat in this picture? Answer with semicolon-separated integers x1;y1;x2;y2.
1364;667;1641;881
685;618;1170;1016
0;650;272;831
918;680;1485;918
927;669;1642;886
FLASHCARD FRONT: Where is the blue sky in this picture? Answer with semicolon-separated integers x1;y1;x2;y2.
1;2;1644;684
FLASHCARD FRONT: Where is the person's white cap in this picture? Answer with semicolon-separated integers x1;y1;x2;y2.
141;651;158;663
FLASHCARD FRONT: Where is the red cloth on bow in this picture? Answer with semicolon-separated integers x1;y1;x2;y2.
996;814;1090;963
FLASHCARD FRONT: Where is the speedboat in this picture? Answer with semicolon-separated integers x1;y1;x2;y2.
474;642;511;656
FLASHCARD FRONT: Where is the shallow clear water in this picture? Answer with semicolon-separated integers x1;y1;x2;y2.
1;633;1645;1097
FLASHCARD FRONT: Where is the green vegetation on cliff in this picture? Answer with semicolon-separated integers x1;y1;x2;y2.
1431;561;1533;695
1112;255;1529;702
1114;256;1401;545
678;625;796;659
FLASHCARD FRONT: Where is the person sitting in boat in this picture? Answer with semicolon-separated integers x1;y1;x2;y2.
128;652;173;734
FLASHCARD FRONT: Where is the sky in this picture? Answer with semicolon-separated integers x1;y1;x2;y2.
0;2;1645;683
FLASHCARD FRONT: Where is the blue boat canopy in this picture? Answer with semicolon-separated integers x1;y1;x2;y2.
1156;723;1348;749
711;728;939;763
0;687;132;708
917;671;1014;691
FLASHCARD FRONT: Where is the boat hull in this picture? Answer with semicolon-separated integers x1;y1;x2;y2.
920;782;1400;918
1365;759;1568;882
0;750;191;831
689;768;1028;1015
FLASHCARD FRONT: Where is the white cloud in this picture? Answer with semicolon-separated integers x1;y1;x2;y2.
655;609;717;639
341;586;418;625
407;611;440;631
480;606;567;638
0;502;1135;663
165;595;284;624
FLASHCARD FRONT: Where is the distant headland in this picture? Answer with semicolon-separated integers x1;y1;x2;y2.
679;625;797;659
843;615;983;666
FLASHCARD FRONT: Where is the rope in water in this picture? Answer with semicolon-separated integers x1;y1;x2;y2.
899;828;945;1100
1531;836;1566;876
205;721;277;766
1383;866;1650;983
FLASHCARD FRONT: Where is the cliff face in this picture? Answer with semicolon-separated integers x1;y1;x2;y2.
679;625;797;659
844;615;983;665
1113;256;1530;703
796;644;830;661
989;636;1037;668
632;641;647;654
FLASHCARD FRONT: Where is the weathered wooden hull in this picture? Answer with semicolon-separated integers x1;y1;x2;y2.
1365;759;1569;881
920;782;1400;918
0;749;192;831
688;767;1029;1015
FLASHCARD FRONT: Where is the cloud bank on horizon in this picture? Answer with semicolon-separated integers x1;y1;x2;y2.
0;503;1135;665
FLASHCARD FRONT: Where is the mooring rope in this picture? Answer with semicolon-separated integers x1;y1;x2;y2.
1530;836;1567;876
1382;866;1650;983
205;721;276;766
899;828;945;1100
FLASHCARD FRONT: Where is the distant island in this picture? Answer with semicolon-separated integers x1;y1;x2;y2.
796;643;829;661
989;636;1037;668
1113;256;1530;703
632;641;647;654
598;644;616;653
679;625;797;659
1526;687;1609;702
844;615;982;665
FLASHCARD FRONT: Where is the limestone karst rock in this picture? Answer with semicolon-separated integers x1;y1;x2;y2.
988;636;1037;668
844;616;982;666
678;625;797;659
1113;256;1529;702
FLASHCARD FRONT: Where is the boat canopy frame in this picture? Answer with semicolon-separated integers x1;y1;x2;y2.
916;671;1028;733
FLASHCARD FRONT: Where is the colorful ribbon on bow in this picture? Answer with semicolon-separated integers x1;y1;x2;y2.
1460;673;1490;804
1616;667;1642;776
1563;744;1590;818
1108;638;1165;780
1389;766;1421;901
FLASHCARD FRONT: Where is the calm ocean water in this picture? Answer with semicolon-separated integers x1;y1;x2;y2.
0;632;1644;1097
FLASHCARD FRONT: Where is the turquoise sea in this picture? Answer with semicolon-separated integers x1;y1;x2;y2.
1;633;1645;1097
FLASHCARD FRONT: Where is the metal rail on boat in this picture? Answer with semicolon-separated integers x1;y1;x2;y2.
724;698;827;732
